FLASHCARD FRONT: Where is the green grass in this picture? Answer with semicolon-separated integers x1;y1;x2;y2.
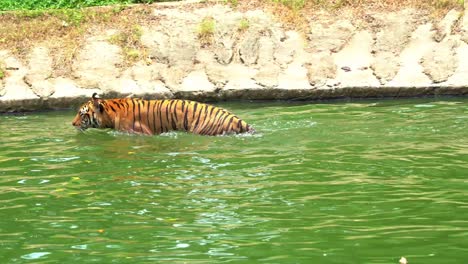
197;16;216;46
108;25;145;63
0;0;176;11
238;18;250;31
271;0;305;10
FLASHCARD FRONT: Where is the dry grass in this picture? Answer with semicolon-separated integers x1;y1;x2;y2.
233;0;464;30
108;25;147;65
0;5;156;74
0;62;5;79
0;0;464;73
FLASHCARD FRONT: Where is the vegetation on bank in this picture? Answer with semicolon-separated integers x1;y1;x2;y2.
0;64;5;79
0;0;173;11
0;0;464;75
267;0;464;10
0;0;464;11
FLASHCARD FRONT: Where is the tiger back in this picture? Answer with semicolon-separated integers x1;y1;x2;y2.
72;94;255;136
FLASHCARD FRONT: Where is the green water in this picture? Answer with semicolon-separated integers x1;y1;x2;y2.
1;99;467;263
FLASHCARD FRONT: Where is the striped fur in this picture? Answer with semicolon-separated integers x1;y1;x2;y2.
72;94;254;136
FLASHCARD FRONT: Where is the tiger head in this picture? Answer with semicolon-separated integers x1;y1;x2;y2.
72;93;108;131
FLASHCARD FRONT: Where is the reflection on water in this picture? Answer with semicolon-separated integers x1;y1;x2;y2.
0;99;467;263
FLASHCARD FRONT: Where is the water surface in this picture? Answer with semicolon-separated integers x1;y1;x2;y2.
1;99;467;263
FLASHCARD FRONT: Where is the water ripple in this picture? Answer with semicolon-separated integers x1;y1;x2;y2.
1;100;468;263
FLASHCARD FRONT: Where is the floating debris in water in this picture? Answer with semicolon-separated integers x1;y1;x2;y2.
414;104;435;108
21;252;50;260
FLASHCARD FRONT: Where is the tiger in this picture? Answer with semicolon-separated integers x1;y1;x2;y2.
71;93;255;136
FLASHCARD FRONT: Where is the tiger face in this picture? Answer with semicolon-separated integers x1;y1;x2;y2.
72;101;100;131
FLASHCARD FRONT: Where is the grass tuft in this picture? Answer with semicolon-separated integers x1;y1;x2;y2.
197;16;216;47
238;17;250;31
109;25;145;64
271;0;305;11
0;5;157;74
231;0;465;32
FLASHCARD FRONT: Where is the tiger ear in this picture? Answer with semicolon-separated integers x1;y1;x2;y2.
91;93;104;113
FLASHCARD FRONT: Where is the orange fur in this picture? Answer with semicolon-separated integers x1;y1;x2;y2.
72;96;254;136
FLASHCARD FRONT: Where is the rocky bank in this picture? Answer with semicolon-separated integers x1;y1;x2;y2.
1;1;468;112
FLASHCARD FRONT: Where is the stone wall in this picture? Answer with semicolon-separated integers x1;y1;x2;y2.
1;2;468;112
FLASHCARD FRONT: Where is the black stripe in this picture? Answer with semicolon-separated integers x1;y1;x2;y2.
183;102;189;131
199;106;217;135
226;116;235;132
205;108;222;135
171;100;179;130
109;104;117;112
158;100;164;133
118;101;125;110
240;120;248;133
197;105;210;134
215;111;230;135
164;100;169;128
168;100;176;130
192;102;198;121
137;100;142;133
172;100;179;123
181;100;185;114
131;100;136;132
152;101;157;134
193;104;205;132
146;100;151;133
207;110;225;135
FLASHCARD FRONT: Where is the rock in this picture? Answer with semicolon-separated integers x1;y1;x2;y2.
421;38;459;83
434;9;461;42
277;62;312;89
24;46;54;97
160;64;193;91
222;64;260;90
72;40;122;90
446;41;468;86
254;64;281;88
274;31;305;67
141;28;170;64
371;9;419;84
308;18;356;53
2;3;468;112
205;63;229;88
214;39;234;65
0;54;38;101
212;13;240;65
150;10;198;66
389;23;434;87
125;61;172;97
371;51;400;84
51;77;100;98
334;30;380;87
179;69;215;92
238;30;259;65
461;10;468;44
306;53;336;87
206;63;259;91
257;36;275;66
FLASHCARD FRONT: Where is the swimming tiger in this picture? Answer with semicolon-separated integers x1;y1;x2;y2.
71;93;255;136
